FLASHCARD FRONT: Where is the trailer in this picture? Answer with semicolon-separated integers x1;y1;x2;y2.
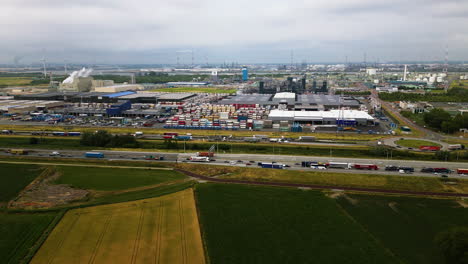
68;132;81;136
456;168;468;175
448;144;463;150
260;163;284;169
326;162;351;169
9;149;28;155
197;152;215;157
176;135;192;140
353;164;379;170
190;156;210;162
419;146;441;151
299;136;316;142
144;155;164;160
433;168;451;173
85;152;104;158
163;132;179;136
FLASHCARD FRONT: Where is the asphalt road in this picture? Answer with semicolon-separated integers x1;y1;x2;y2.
3;148;467;179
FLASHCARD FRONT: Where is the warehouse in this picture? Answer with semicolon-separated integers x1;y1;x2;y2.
217;93;360;110
0;100;65;114
268;109;375;126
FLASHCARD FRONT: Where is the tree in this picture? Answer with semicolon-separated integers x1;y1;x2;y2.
424;109;452;130
80;130;112;147
435;227;468;264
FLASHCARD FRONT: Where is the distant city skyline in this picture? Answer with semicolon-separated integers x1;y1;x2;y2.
1;0;468;64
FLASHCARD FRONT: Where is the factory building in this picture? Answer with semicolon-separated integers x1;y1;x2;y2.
268;109;375;126
166;82;209;87
0;100;65;114
92;80;115;89
59;77;93;92
93;84;144;93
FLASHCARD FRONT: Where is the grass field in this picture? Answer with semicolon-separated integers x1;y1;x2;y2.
195;184;397;264
32;189;205;264
0;163;42;202
337;194;468;264
53;166;185;191
0;212;58;264
178;163;468;193
151;87;237;93
0;77;33;86
395;139;442;148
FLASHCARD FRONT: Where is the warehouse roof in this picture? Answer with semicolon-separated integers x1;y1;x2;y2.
268;109;374;120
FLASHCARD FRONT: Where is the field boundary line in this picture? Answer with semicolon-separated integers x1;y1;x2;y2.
155;201;164;264
88;213;113;264
0;160;173;170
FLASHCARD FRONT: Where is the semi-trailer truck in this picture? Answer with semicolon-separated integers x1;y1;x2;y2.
326;162;351;169
189;156;210;162
353;164;379;170
85;152;104;158
197;152;215;157
260;163;284;169
457;168;468;175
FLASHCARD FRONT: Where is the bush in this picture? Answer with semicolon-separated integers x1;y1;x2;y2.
29;137;39;145
80;130;139;148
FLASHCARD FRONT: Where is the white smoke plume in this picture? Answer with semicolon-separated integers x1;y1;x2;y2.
62;67;93;84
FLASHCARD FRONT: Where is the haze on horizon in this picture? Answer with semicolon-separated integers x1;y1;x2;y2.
1;0;468;65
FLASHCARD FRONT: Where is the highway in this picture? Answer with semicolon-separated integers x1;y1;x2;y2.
2;148;467;179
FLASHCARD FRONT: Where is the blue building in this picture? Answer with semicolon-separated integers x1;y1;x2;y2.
242;67;248;81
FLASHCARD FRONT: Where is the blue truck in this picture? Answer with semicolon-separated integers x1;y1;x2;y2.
260;163;284;169
176;135;192;140
85;152;104;158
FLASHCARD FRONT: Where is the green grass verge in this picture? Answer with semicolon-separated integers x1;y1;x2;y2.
195;184;398;264
178;163;468;194
53;166;185;191
0;163;42;202
337;194;468;264
395;139;442;148
0;212;58;264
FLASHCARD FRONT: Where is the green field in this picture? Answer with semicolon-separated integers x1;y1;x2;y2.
152;87;236;93
0;163;42;202
0;212;58;264
53;166;185;191
337;194;468;264
195;184;397;264
395;139;442;148
0;77;33;86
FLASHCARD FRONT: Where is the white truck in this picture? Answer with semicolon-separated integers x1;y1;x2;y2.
190;156;210;162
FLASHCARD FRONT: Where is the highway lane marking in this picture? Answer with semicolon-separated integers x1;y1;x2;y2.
0;160;173;170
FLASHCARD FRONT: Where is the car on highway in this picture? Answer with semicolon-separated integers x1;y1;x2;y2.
385;165;399;171
49;151;60;156
311;166;327;170
421;167;435;173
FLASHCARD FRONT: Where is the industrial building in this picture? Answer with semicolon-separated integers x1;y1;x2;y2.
93;84;144;93
0;100;65;114
166;82;209;87
268;109;375;126
217;93;360;110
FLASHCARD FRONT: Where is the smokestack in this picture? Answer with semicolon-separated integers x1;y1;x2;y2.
403;65;407;81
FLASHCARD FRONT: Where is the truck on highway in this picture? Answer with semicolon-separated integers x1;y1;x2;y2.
299;136;316;142
84;152;104;158
197;152;215;157
260;163;284;169
9;149;28;155
353;164;379;170
326;162;351;169
189;156;210;162
176;135;192;140
144;155;164;160
456;168;468;175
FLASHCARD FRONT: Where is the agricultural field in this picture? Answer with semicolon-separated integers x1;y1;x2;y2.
395;139;442;148
179;163;468;193
337;194;468;264
196;184;397;264
0;77;33;86
31;189;205;264
0;163;42;203
0;212;59;264
53;166;185;191
152;87;237;94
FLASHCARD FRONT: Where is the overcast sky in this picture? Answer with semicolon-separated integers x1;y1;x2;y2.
2;0;468;64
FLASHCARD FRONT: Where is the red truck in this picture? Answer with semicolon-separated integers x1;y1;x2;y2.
353;164;379;170
456;168;468;175
197;152;215;157
419;146;441;151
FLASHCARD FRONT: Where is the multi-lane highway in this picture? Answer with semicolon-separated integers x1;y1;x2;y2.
3;148;467;179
